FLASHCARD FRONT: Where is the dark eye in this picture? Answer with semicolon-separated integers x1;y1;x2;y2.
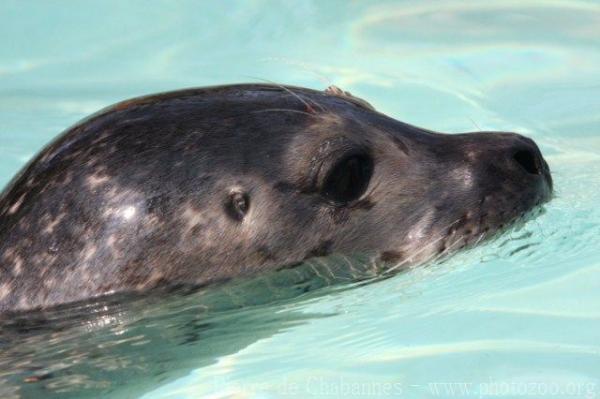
321;153;373;205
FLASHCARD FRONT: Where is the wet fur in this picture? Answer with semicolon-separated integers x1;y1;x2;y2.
0;84;552;311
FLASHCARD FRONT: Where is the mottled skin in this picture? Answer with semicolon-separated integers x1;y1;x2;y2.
0;84;552;312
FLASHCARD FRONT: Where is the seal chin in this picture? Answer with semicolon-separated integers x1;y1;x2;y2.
392;195;550;269
440;192;549;257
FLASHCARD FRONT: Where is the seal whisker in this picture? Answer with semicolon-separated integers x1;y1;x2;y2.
427;235;465;265
384;218;463;274
259;57;334;87
338;254;360;280
251;108;323;118
280;85;328;114
364;180;382;200
472;232;486;247
417;228;465;267
245;76;328;113
467;117;482;131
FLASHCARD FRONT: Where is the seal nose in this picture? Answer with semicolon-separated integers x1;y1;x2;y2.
507;134;552;190
513;148;541;175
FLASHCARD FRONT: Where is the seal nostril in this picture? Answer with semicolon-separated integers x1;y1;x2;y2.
513;149;540;175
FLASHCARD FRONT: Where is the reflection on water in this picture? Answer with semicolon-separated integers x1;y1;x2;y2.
0;255;385;398
2;300;323;397
0;276;315;397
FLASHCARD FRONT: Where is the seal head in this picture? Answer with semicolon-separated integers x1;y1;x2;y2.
0;84;552;311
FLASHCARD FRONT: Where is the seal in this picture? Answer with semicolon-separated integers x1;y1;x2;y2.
0;84;553;312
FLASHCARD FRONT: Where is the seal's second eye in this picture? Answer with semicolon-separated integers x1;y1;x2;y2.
322;153;373;205
225;191;249;221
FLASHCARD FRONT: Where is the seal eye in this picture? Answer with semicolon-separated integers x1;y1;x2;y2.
225;191;249;221
321;153;373;205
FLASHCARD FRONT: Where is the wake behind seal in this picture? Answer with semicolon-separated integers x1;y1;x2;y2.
0;84;552;312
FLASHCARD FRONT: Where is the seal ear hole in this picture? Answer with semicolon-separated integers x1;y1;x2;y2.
321;153;373;205
225;191;249;222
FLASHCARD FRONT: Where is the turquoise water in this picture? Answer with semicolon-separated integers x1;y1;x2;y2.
1;1;600;398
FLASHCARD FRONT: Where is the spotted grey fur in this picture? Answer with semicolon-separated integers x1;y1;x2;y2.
0;84;552;312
